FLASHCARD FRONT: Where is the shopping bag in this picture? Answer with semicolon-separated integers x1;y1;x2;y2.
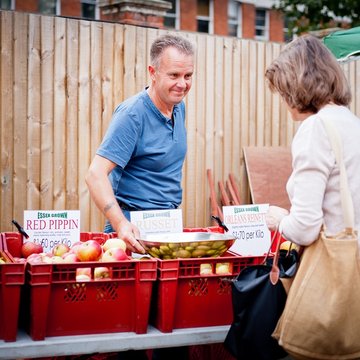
224;232;299;360
273;228;360;360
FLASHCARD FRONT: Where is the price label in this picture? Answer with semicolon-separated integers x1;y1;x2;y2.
24;210;80;253
223;204;270;256
130;209;183;237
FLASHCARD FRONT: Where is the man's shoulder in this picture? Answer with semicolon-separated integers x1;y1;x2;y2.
114;90;147;112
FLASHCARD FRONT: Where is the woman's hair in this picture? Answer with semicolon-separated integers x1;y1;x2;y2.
150;34;194;69
265;35;351;113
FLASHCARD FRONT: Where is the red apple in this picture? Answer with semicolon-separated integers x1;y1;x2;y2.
102;247;128;262
51;255;64;263
52;243;70;257
94;266;111;280
62;252;79;263
21;241;43;259
76;268;91;282
26;253;44;264
41;253;54;264
69;241;83;254
103;238;127;252
76;240;102;262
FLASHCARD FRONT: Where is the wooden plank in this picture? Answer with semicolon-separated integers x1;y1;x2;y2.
182;32;198;227
53;17;66;210
231;38;241;175
65;18;79;209
134;26;147;92
218;180;230;206
271;43;282;145
229;173;241;204
40;15;54;210
203;34;215;227
89;20;103;231
78;19;91;231
27;14;41;210
226;178;239;205
113;24;124;114
194;33;206;227
243;146;292;210
223;37;233;179
13;12;29;225
123;25;136;99
256;41;265;145
213;36;224;193
0;11;14;231
239;39;250;203
102;22;115;135
207;169;222;224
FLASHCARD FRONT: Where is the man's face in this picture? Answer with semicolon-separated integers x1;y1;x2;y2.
149;47;194;107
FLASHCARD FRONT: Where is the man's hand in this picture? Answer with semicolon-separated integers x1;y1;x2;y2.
266;205;289;231
116;218;145;254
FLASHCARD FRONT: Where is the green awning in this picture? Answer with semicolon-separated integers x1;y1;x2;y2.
323;26;360;62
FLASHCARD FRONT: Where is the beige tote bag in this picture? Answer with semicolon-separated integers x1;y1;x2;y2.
272;117;360;360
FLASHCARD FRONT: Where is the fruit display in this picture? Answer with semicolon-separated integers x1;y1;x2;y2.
9;237;133;283
138;232;235;259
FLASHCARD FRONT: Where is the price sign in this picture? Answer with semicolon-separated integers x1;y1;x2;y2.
223;204;270;256
130;209;183;237
23;210;80;253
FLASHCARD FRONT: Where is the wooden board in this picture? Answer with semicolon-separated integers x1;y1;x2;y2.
243;146;292;210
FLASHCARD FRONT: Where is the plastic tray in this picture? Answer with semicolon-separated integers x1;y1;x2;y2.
151;251;265;332
2;232;157;341
0;233;26;342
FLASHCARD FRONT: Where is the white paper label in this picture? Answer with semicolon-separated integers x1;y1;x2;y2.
130;209;183;237
23;210;80;253
223;204;270;256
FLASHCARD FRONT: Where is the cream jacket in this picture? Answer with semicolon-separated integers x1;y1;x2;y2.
279;104;360;246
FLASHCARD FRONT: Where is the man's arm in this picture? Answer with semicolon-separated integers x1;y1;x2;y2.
85;154;145;254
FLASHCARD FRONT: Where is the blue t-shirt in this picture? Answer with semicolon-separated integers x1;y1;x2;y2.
97;89;187;210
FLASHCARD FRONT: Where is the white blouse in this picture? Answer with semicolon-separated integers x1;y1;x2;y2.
279;104;360;246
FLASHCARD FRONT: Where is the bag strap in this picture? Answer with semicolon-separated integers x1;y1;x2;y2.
269;229;282;285
321;117;355;231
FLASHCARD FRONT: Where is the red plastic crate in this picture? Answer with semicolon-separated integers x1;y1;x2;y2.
2;232;157;341
151;253;265;332
0;233;26;342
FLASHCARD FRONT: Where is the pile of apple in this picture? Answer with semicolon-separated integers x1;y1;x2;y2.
13;238;131;281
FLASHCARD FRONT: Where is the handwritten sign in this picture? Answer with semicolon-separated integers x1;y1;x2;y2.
130;209;183;237
223;204;270;256
24;210;80;253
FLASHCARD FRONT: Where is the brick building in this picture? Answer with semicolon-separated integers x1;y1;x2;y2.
0;0;286;42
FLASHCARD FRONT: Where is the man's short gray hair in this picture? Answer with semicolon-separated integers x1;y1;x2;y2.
150;34;194;68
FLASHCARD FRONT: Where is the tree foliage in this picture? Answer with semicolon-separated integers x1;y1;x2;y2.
274;0;360;35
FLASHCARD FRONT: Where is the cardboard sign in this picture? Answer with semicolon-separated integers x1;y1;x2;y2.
223;204;270;256
23;210;80;253
130;209;183;237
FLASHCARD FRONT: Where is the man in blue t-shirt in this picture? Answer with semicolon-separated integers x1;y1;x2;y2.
85;33;194;255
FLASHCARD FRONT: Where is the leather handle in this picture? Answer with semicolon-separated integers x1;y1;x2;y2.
269;229;282;285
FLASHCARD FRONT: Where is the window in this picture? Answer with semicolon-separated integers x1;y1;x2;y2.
255;8;269;41
0;0;14;10
228;0;241;37
81;0;100;20
164;0;179;30
39;0;59;15
197;0;213;34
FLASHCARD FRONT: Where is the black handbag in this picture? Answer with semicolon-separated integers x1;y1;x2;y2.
224;231;299;360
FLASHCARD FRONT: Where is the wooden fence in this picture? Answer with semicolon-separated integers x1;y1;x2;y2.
1;10;359;232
